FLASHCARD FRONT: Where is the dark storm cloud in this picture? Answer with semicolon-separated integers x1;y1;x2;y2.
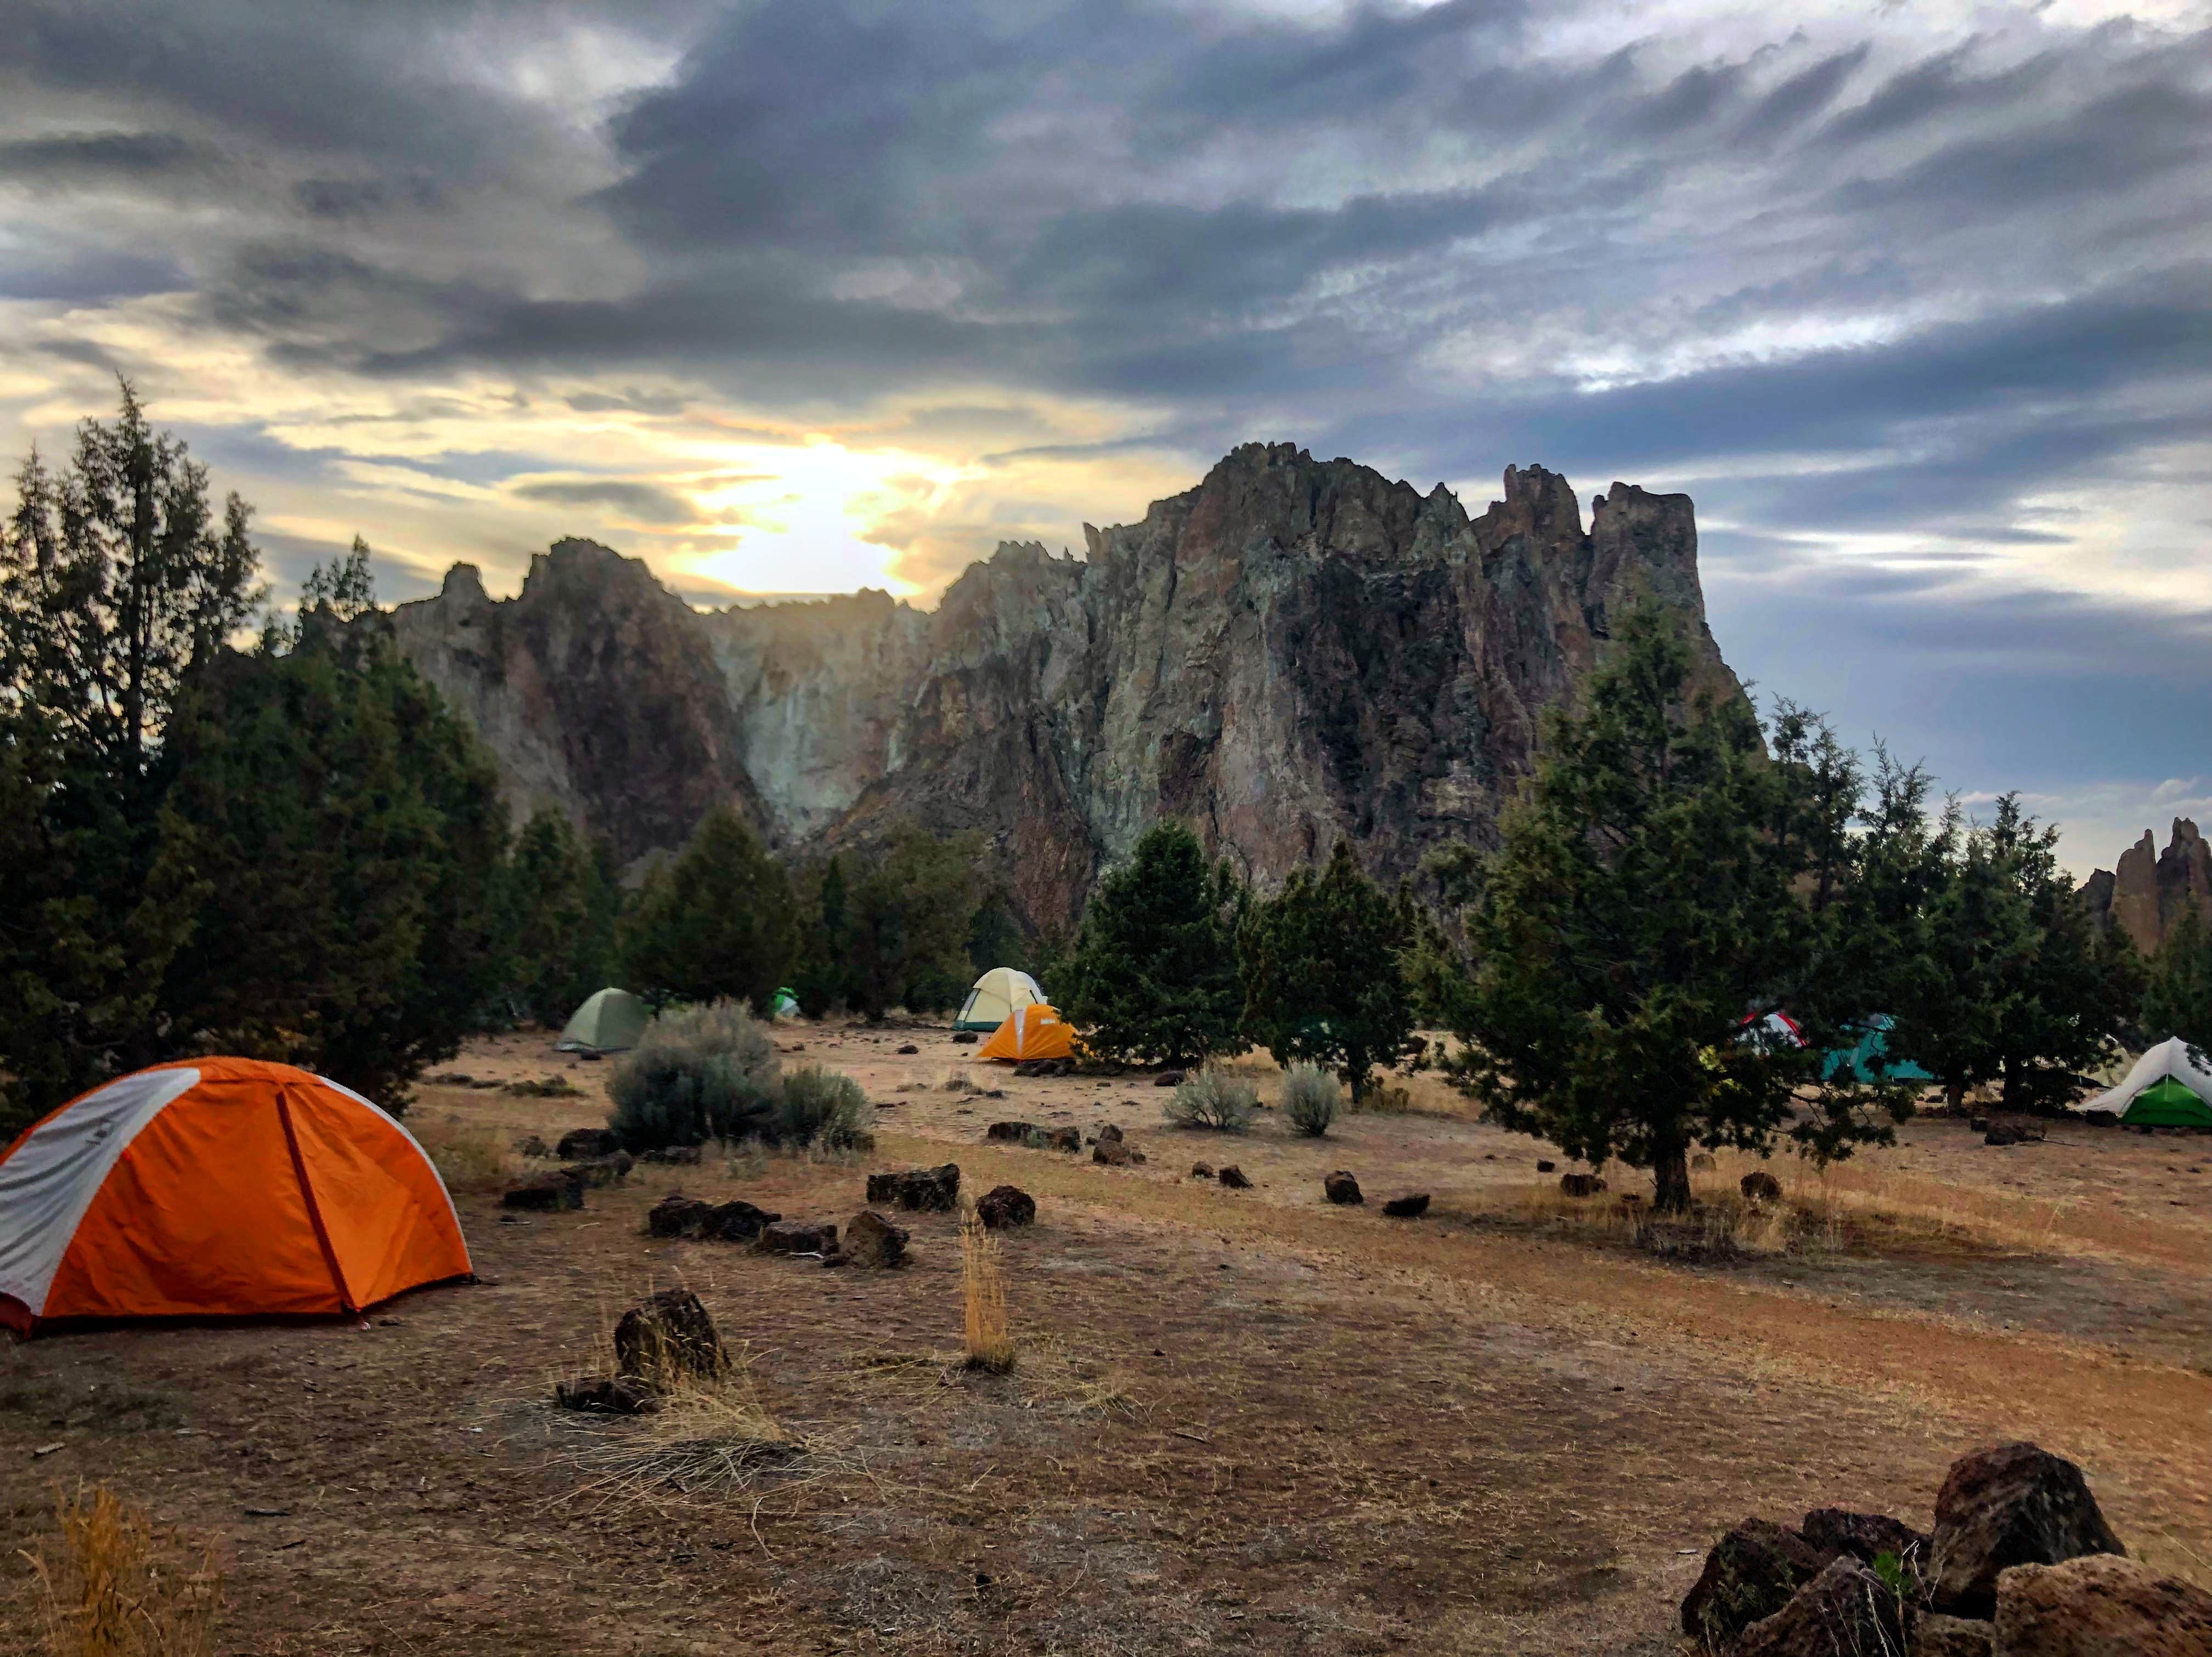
1733;44;1869;143
511;477;696;522
0;131;211;185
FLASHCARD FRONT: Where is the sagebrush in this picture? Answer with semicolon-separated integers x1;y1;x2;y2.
608;999;778;1152
1280;1062;1341;1136
771;1065;873;1148
1163;1068;1257;1132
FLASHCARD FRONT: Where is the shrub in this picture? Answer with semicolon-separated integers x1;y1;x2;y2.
607;999;778;1152
1163;1068;1257;1132
770;1065;873;1148
1280;1062;1341;1137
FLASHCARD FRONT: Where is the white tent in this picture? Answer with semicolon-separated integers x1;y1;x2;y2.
956;967;1044;1032
2073;1037;2212;1126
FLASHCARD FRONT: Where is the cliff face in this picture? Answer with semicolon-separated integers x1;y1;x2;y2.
390;443;1743;927
2082;819;2212;955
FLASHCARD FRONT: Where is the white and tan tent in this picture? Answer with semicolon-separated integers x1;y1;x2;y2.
955;968;1044;1033
2074;1038;2212;1128
557;987;651;1054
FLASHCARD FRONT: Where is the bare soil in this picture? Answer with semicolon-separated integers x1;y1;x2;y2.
5;1023;2207;1654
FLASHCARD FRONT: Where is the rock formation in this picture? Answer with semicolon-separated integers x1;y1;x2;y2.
389;443;1743;928
2080;819;2211;954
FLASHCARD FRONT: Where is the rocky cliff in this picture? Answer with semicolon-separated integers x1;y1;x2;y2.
2081;819;2211;955
390;443;1743;928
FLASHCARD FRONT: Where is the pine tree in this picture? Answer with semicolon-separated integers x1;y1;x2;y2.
624;804;797;1011
1239;841;1423;1101
843;829;981;1018
506;806;617;1027
1441;607;1904;1210
1057;821;1245;1069
2142;899;2211;1060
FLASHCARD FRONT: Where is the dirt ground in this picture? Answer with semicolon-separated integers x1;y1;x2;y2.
5;1022;2208;1655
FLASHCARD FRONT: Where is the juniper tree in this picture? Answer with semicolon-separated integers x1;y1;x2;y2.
2142;899;2211;1061
1057;820;1245;1069
1239;840;1424;1101
624;804;798;1012
1441;607;1908;1211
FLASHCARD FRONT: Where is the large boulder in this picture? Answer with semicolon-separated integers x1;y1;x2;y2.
556;1127;622;1160
698;1200;780;1242
1803;1507;1932;1567
614;1287;727;1384
1324;1170;1364;1206
1736;1557;1906;1657
646;1195;714;1238
1927;1444;2124;1618
1681;1518;1829;1650
977;1185;1036;1229
1991;1554;2212;1655
842;1209;910;1269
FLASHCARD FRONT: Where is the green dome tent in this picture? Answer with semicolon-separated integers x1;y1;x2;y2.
556;987;651;1055
2075;1038;2212;1128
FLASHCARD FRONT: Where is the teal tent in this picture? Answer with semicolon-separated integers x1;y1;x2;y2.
1822;1016;1932;1087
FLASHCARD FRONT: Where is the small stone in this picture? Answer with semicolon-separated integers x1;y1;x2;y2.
977;1185;1036;1229
757;1221;838;1256
1536;1159;1556;1173
843;1210;909;1268
1191;1162;1215;1179
1559;1173;1607;1198
555;1375;659;1415
1383;1194;1430;1218
614;1288;726;1383
1046;1127;1081;1152
1154;1071;1184;1087
1096;1122;1124;1143
1323;1170;1363;1206
1740;1170;1784;1203
896;1044;919;1055
1216;1165;1251;1189
952;1031;979;1045
555;1127;622;1160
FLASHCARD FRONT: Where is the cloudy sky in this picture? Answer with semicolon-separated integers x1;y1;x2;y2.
2;0;2205;872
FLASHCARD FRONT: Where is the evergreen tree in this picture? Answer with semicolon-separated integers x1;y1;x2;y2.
1441;607;1905;1211
1239;840;1424;1101
843;828;981;1018
0;384;258;1127
506;806;618;1027
156;610;511;1109
2142;899;2212;1060
790;855;853;1017
624;804;797;1011
1057;821;1245;1069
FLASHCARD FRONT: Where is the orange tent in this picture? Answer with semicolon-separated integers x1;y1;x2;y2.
975;1003;1079;1064
0;1058;471;1337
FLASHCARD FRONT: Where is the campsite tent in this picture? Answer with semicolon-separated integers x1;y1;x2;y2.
771;987;800;1019
1822;1016;1933;1086
977;1003;1077;1064
1735;1010;1805;1052
557;987;651;1054
956;968;1045;1033
2075;1038;2212;1128
0;1058;471;1336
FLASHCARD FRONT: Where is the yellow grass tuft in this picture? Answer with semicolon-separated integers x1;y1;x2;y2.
959;1202;1015;1373
26;1483;223;1657
408;1116;515;1194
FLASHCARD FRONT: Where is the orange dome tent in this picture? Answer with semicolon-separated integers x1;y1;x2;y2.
0;1058;472;1337
975;1003;1079;1064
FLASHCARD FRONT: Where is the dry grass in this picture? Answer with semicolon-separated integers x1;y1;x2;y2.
407;1114;516;1194
25;1483;223;1657
959;1202;1015;1373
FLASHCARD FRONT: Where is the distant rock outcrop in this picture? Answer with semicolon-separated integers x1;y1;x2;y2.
389;444;1745;928
2080;819;2211;955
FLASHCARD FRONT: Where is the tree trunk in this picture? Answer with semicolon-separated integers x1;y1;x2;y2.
1653;1144;1692;1213
1945;1077;1965;1115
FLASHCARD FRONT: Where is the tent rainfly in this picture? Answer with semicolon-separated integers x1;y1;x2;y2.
2075;1037;2212;1128
0;1058;471;1336
1821;1015;1933;1086
956;968;1045;1033
557;987;651;1054
977;1003;1078;1064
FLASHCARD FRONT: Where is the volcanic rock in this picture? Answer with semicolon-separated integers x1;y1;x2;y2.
867;1164;961;1212
698;1200;780;1242
501;1172;583;1211
986;1120;1036;1143
1741;1170;1784;1203
843;1210;909;1268
554;1374;659;1415
1912;1615;1993;1657
556;1127;622;1160
757;1221;838;1255
614;1287;726;1383
389;451;1741;933
1383;1194;1431;1218
1801;1507;1930;1568
977;1185;1036;1229
1735;1557;1905;1657
1559;1173;1606;1198
1927;1443;2124;1618
1217;1165;1251;1189
646;1195;713;1238
1681;1519;1829;1650
1992;1553;2212;1655
1324;1170;1363;1205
